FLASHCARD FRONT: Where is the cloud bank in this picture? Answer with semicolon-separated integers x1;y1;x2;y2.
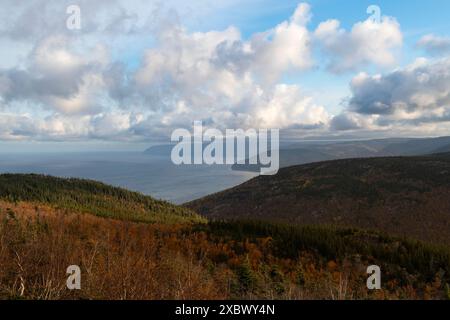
6;1;449;143
332;58;450;136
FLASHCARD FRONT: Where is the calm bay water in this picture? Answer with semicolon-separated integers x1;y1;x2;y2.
0;152;257;204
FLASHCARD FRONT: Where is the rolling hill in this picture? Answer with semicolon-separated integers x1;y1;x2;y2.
0;174;204;224
0;173;449;299
188;153;450;245
231;136;450;172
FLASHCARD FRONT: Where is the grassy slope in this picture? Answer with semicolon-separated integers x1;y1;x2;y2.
188;154;450;244
0;174;205;224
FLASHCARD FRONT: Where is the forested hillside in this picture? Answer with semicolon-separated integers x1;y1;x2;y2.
0;174;204;224
189;154;450;244
0;173;449;300
1;201;449;300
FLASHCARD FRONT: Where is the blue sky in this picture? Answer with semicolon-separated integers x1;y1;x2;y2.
202;0;450;114
1;0;450;151
207;0;450;36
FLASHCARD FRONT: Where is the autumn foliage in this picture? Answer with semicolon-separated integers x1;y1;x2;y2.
1;201;449;300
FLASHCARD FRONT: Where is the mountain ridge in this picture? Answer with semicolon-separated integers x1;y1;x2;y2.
231;136;450;172
0;173;204;224
188;153;450;245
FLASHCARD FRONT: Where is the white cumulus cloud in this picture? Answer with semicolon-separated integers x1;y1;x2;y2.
314;16;402;73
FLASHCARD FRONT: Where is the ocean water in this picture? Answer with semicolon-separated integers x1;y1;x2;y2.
0;152;258;204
